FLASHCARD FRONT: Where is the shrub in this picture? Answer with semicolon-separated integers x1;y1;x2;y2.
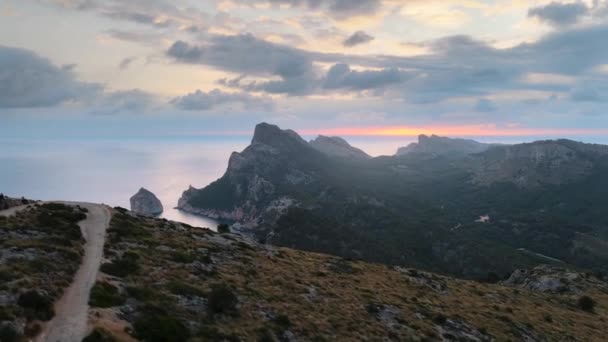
89;282;126;308
273;314;291;329
168;280;205;297
207;284;238;316
17;290;54;321
0;322;21;342
170;251;196;264
217;224;230;234
578;295;596;312
134;306;190;342
432;313;448;325
100;252;140;277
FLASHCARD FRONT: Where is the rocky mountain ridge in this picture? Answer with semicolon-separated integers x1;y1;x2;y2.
178;123;608;279
396;134;498;157
309;135;371;159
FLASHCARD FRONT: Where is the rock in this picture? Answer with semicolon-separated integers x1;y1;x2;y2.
501;265;607;294
130;188;163;216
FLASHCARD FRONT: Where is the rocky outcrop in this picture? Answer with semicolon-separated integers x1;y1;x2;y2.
130;188;163;216
468;139;608;187
501;265;607;294
396;134;496;157
309;135;370;160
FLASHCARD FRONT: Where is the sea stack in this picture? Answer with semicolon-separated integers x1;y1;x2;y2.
130;188;163;216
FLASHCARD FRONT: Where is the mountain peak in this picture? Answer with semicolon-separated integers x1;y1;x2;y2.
397;134;494;157
251;122;308;149
309;135;370;159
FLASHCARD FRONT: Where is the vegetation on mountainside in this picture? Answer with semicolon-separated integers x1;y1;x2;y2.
89;212;608;341
183;129;608;279
0;203;87;340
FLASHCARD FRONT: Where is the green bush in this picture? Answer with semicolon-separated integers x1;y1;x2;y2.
207;284;238;316
89;282;126;308
170;251;196;264
578;295;596;312
134;306;190;342
100;252;140;277
217;224;230;234
168;280;205;297
17;290;54;321
0;322;21;342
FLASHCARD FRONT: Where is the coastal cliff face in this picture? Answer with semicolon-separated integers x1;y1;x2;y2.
178;123;608;278
178;123;327;228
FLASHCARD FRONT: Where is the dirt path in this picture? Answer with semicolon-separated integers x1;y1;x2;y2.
0;204;32;217
35;202;112;342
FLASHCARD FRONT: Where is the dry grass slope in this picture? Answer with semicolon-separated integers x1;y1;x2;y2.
89;211;608;341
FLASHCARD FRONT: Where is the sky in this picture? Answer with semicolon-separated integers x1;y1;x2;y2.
2;0;608;144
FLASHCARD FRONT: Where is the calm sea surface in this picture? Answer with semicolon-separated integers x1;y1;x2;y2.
0;138;252;229
0;137;408;229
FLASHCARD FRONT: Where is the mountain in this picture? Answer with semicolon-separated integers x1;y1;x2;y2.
309;135;371;159
396;134;497;157
468;139;608;187
179;123;608;279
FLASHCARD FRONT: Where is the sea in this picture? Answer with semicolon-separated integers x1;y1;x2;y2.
0;136;408;229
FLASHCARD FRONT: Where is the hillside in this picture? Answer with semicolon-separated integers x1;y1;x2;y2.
179;123;608;279
90;210;608;341
0;203;88;341
1;202;607;341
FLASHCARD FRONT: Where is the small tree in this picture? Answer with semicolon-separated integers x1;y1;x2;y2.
207;284;238;316
217;223;230;234
578;295;596;312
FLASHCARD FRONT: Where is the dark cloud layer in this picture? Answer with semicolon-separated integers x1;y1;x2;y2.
343;31;374;47
528;1;589;26
168;35;317;95
166;23;608;104
232;0;380;19
0;45;100;108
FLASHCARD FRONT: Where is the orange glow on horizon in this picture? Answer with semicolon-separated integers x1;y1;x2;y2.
299;125;608;137
175;125;608;138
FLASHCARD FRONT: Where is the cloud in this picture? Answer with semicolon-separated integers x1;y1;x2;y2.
474;98;497;112
343;30;374;47
0;45;162;113
118;57;136;70
229;0;381;19
0;45;101;108
528;1;589;26
323;63;407;91
91;89;160;114
167;24;608;104
167;35;314;78
167;34;317;95
171;89;274;111
44;0;209;31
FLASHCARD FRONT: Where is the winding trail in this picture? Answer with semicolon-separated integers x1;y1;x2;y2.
34;202;112;342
